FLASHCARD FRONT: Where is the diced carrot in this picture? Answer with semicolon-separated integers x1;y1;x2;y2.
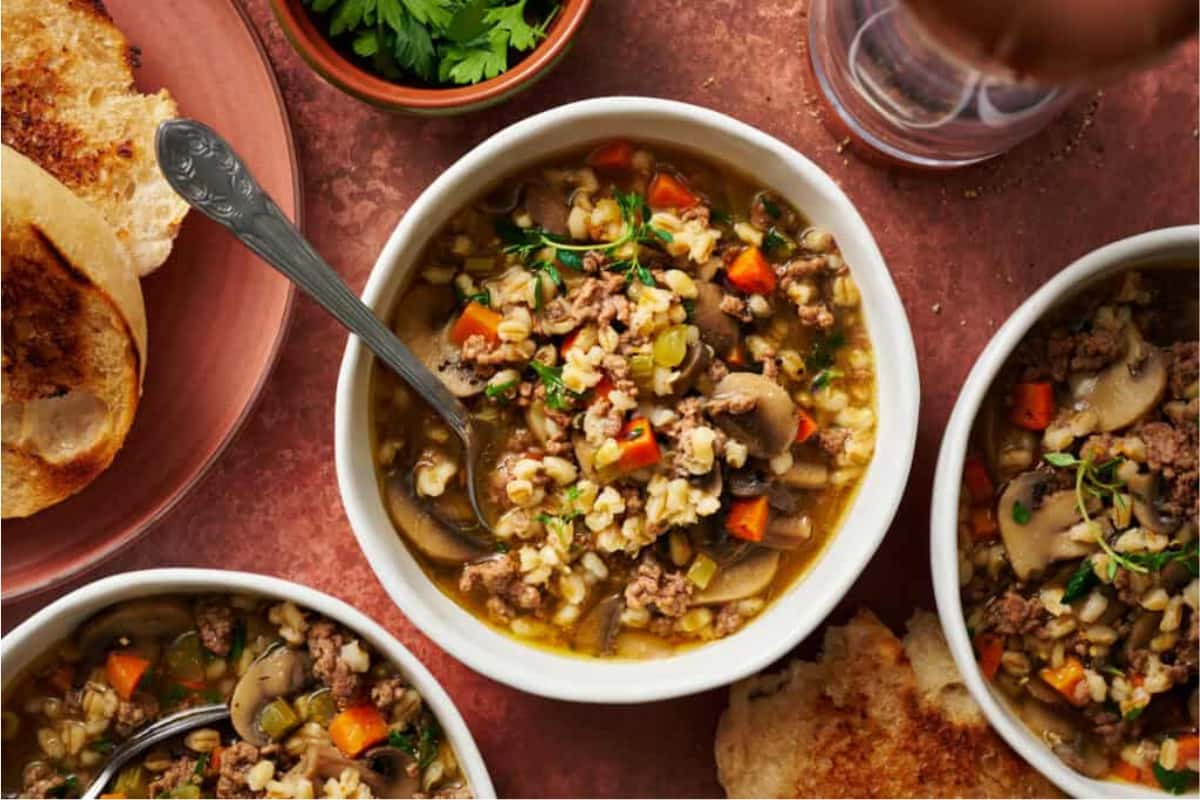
795;408;819;443
210;745;222;771
328;704;389;757
725;342;747;367
100;794;128;799
973;633;1003;680
726;495;770;542
1110;760;1141;784
586;140;634;171
726;246;778;295
48;663;74;693
1040;656;1087;704
561;329;582;354
449;301;501;346
1176;733;1200;765
971;507;1000;541
1009;381;1055;431
616;417;661;472
963;454;994;505
593;375;614;400
105;652;150;701
177;678;207;691
647;172;700;209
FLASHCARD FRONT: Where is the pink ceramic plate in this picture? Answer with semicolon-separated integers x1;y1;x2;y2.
1;0;298;600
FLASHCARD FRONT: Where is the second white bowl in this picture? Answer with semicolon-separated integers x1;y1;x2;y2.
336;96;920;703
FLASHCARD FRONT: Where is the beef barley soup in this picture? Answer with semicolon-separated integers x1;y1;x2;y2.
371;141;878;659
0;595;469;798
958;266;1198;792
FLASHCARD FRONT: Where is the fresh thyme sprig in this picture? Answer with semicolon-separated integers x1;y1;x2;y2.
1043;452;1146;576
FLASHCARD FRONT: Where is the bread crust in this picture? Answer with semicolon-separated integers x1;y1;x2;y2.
715;610;1063;798
2;146;146;517
1;0;188;275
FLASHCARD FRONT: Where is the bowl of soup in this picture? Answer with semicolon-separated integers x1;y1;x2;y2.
0;569;494;799
336;97;919;702
931;226;1199;797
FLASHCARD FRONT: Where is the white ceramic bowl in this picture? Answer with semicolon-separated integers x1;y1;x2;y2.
0;569;495;799
336;96;920;703
931;225;1199;798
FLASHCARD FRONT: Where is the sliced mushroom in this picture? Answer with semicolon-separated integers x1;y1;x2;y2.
693;281;741;357
779;461;829;489
1127;471;1179;534
710;373;798;458
997;471;1100;580
393;283;486;398
231;643;313;746
477;181;525;215
727;467;769;497
1072;327;1167;432
78;598;195;657
525;400;563;447
669;342;710;397
977;389;1039;483
761;513;811;549
1123;611;1163;665
613;631;675;659
385;475;488;565
694;548;780;605
362;746;422;798
524;181;568;236
572;595;623;656
573;434;599;481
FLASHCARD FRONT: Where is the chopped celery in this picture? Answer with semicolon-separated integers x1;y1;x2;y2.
257;697;300;741
652;325;688;368
686;553;718;589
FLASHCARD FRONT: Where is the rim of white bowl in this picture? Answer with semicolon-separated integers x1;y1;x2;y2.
336;96;920;703
931;225;1200;799
0;568;496;800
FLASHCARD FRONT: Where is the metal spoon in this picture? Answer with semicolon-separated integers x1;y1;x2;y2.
155;119;491;534
79;704;228;800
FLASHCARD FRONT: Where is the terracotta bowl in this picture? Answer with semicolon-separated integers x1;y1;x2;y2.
0;0;297;601
269;0;592;114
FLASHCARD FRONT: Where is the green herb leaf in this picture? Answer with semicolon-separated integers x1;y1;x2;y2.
808;331;845;374
228;620;246;665
445;0;489;42
1011;499;1031;525
810;368;842;392
529;361;575;410
329;0;368;35
710;209;732;226
438;29;508;84
1106;559;1119;580
681;298;696;322
399;0;454;28
760;195;781;219
483;0;546;51
1043;452;1080;467
555;248;583;270
47;775;79;799
1061;558;1098;603
493;540;510;553
1123;704;1146;722
89;738;114;754
194;752;210;776
485;379;518;400
352;29;381;56
1152;763;1197;795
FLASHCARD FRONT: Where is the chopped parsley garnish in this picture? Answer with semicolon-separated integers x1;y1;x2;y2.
528;361;576;411
681;298;696;322
1060;557;1098;603
1152;762;1197;795
387;712;442;768
810;368;842;392
461;288;491;306
762;227;794;257
194;752;210;776
89;738;114;754
302;0;559;86
493;540;509;553
808;331;845;373
497;189;672;289
47;775;79;798
228;620;246;665
759;194;782;219
1011;499;1031;525
709;208;732;226
485;379;518;400
1123;704;1146;722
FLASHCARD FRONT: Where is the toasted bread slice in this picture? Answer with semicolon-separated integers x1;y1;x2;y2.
715;610;1062;798
2;0;188;275
2;146;147;518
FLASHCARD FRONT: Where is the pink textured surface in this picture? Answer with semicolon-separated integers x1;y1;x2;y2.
4;2;1198;797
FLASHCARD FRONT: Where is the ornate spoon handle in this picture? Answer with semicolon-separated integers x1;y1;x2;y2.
154;119;470;442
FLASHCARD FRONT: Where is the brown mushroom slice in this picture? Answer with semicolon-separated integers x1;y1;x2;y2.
78;598;195;657
670;342;711;397
230;643;313;746
362;746;422;798
1122;611;1163;665
613;631;676;659
694;548;780;605
761;513;812;549
977;389;1039;483
779;461;829;489
385;475;488;565
997;471;1100;580
1072;327;1167;432
524;181;569;236
572;595;623;656
693;281;741;357
392;283;486;398
726;467;768;497
1127;471;1179;534
710;373;798;458
477;181;525;214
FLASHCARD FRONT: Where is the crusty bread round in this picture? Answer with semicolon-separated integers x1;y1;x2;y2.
1;0;189;276
2;145;148;518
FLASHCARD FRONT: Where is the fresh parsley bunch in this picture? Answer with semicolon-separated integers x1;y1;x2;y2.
302;0;559;85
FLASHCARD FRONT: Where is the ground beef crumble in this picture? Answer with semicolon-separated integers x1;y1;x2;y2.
984;590;1045;635
460;554;545;622
148;755;199;798
195;599;235;656
623;555;693;618
307;620;363;708
114;693;159;737
22;762;65;799
216;741;261;798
